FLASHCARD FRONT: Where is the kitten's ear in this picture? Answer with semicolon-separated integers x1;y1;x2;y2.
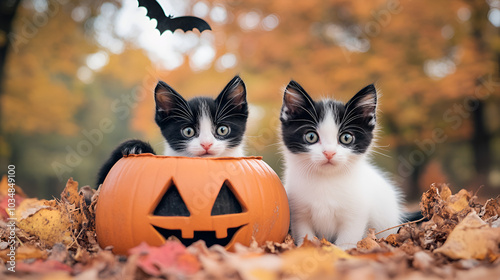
346;84;377;119
154;81;185;113
216;75;247;110
281;80;315;121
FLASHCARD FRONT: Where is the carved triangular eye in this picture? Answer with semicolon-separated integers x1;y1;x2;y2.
153;182;190;216
211;180;244;215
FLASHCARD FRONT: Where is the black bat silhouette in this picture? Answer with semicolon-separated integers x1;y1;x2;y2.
138;0;211;33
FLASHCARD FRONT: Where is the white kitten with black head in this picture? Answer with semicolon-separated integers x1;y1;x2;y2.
96;76;248;186
155;76;248;157
280;80;402;249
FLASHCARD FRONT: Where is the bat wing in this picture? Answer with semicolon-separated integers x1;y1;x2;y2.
137;0;211;34
164;16;212;33
137;0;167;26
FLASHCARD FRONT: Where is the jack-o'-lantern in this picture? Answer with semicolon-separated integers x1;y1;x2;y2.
95;154;290;254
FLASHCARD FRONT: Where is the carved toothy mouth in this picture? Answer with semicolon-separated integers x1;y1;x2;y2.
154;225;246;247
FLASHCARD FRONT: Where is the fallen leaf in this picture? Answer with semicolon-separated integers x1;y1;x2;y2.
420;184;472;220
439;184;453;201
16;200;74;247
129;241;201;276
446;189;472;214
480;198;500;220
0;175;26;197
17;259;72;273
0;175;26;220
281;244;348;279
15;198;51;220
357;229;381;251
60;178;80;207
434;211;500;260
0;244;47;261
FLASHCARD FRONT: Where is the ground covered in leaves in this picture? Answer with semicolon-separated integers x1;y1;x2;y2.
0;176;499;279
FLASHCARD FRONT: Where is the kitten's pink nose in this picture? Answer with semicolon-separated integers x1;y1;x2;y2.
323;151;336;160
201;142;213;151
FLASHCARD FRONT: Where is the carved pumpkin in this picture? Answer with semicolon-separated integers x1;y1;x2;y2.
95;154;290;254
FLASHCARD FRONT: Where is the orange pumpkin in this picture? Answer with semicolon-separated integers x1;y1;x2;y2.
95;154;290;254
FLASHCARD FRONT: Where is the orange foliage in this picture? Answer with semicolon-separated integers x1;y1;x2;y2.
130;0;498;150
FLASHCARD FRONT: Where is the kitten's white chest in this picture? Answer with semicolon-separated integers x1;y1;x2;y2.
284;155;402;248
288;172;366;240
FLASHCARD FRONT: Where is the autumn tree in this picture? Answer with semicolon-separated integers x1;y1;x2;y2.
1;0;499;198
132;0;500;198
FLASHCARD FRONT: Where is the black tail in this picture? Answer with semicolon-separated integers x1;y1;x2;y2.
96;139;155;186
402;210;427;223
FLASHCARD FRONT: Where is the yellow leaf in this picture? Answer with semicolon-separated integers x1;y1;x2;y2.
438;184;452;201
0;244;47;261
446;189;471;214
16;199;74;246
281;243;351;279
15;198;51;219
0;175;26;198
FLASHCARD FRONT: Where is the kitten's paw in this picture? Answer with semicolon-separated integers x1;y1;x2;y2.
119;140;155;156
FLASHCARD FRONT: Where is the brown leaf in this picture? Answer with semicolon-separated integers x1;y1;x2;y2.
480;198;500;220
434;211;500;260
421;185;473;220
357;229;381;251
79;185;95;206
61;178;80;207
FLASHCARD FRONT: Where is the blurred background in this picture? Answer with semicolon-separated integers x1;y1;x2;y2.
1;0;499;200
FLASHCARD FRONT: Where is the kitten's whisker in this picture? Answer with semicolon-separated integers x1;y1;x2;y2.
296;105;319;123
341;126;367;136
340;114;367;128
293;124;317;133
174;95;194;119
288;118;317;125
217;94;242;121
371;145;390;153
370;150;391;158
217;113;248;122
343;92;373;113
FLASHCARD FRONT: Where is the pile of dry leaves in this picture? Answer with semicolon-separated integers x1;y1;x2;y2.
1;176;499;279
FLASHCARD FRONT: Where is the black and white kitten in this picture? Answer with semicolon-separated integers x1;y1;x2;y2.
280;80;402;249
96;76;248;186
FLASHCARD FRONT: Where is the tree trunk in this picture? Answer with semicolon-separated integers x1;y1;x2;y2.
0;0;21;93
471;100;491;188
0;0;22;136
465;0;493;191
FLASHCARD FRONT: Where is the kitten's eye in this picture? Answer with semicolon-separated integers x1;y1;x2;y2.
304;132;319;144
216;125;230;136
182;127;195;138
339;132;354;145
